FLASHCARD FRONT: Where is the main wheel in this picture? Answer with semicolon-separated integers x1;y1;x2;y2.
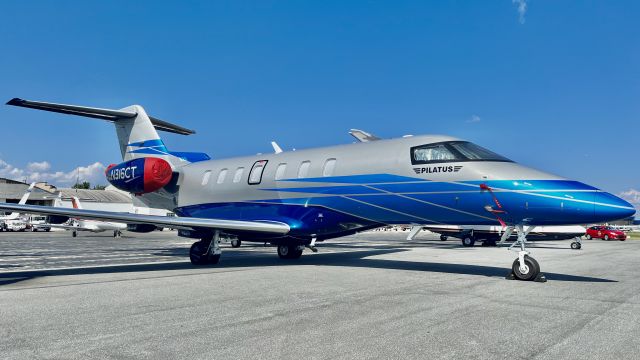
231;239;241;248
511;255;540;281
72;231;77;238
113;231;118;237
190;240;218;265
440;235;448;241
585;234;592;240
277;245;303;259
461;236;475;247
604;234;610;241
571;242;581;250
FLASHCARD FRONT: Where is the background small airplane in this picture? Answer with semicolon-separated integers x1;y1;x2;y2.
409;224;586;249
0;182;35;222
47;197;127;237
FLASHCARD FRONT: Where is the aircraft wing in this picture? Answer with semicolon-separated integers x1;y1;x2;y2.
0;203;290;235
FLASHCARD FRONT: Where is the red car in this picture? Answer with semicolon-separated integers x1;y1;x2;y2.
585;226;627;241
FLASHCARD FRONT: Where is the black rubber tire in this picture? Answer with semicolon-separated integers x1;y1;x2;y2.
585;234;591;240
190;240;213;265
278;245;303;259
45;229;50;232
511;255;540;281
231;239;241;248
113;231;118;237
440;235;448;241
461;236;475;247
571;242;581;250
72;231;77;238
604;235;610;241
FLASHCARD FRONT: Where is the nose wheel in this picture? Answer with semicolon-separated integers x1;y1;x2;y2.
506;225;546;282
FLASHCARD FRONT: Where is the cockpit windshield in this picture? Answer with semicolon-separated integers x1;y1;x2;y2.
411;141;511;164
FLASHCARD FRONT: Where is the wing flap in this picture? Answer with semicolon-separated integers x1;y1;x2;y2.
0;203;290;235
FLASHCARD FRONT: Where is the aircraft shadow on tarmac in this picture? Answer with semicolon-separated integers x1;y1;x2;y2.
0;247;615;286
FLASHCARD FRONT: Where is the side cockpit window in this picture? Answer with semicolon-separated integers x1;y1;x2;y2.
412;144;458;163
411;141;511;164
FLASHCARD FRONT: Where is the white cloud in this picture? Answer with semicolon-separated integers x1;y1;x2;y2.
619;189;640;210
27;161;51;172
0;158;106;187
513;0;528;24
466;114;481;123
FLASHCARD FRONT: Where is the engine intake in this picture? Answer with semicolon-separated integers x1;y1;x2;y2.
106;157;172;194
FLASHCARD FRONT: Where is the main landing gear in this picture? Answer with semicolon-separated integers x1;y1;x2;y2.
277;244;304;259
113;230;122;238
190;230;222;265
504;224;546;282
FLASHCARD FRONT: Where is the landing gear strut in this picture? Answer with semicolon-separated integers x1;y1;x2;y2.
505;224;546;282
113;230;122;238
190;230;222;265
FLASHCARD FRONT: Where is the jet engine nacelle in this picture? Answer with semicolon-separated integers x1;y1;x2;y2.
106;157;172;194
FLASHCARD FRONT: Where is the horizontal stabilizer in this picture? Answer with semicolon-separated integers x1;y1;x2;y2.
7;98;195;135
0;203;290;235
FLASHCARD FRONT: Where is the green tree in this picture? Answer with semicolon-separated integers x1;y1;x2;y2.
72;181;91;189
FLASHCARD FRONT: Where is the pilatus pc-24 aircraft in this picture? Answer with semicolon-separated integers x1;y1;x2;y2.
1;98;635;281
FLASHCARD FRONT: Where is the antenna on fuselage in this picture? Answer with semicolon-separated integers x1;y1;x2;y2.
349;129;381;142
271;141;283;154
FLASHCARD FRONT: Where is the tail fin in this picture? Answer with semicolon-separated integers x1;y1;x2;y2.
4;182;35;220
71;196;83;210
6;98;208;165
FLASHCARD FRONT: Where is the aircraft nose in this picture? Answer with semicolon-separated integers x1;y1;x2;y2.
593;192;636;222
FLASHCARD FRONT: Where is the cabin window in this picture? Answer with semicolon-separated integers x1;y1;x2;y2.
233;167;244;183
297;161;311;178
217;169;228;184
201;170;211;186
249;160;268;185
322;158;336;177
275;163;287;180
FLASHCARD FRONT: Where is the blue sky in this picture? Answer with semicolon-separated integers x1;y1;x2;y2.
0;1;638;205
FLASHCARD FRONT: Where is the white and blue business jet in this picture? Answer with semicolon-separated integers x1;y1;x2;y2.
1;98;635;281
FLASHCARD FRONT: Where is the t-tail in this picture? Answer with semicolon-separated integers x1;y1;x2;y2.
6;98;209;167
7;98;210;196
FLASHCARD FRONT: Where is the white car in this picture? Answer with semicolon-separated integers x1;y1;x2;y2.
27;215;51;232
5;219;26;232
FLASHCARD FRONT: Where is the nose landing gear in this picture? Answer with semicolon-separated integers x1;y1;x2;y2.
506;224;546;282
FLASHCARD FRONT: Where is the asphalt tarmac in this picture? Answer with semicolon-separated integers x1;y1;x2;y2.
1;230;639;359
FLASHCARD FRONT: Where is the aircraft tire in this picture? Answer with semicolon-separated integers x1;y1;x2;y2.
461;236;475;247
440;235;448;241
72;231;77;238
511;255;540;281
278;245;303;259
190;241;217;265
231;239;241;248
571;242;581;250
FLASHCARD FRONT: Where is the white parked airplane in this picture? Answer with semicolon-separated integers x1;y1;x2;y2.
0;98;635;281
0;182;35;221
48;197;128;237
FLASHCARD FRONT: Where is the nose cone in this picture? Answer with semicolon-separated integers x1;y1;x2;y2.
593;192;636;222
